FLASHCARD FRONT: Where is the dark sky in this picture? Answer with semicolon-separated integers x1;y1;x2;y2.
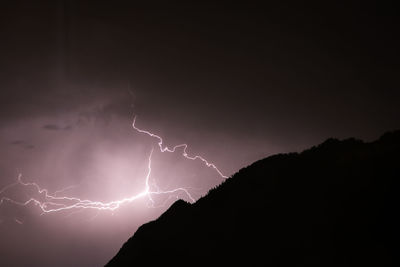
0;1;399;266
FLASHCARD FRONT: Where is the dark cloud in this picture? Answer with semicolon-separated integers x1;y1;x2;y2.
9;140;34;150
10;140;24;145
43;124;62;131
42;124;72;131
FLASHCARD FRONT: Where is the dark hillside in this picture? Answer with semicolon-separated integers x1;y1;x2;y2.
107;131;400;266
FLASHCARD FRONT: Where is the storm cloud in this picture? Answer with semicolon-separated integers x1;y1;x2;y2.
0;1;399;266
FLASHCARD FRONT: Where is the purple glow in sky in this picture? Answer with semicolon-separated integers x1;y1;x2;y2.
0;107;233;266
0;115;232;214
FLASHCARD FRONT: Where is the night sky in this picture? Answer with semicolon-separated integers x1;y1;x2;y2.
0;1;399;266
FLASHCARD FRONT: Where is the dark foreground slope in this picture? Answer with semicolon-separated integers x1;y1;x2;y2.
107;131;400;266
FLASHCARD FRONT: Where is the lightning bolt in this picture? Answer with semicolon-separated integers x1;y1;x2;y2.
0;116;227;218
132;116;228;179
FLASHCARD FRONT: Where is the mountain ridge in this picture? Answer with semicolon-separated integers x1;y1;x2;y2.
106;130;400;266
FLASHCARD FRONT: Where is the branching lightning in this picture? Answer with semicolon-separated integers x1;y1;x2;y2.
0;116;227;218
132;116;228;179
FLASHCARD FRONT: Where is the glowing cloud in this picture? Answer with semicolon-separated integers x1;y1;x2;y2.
0;116;227;216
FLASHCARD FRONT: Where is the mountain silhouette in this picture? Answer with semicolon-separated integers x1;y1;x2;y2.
106;131;400;266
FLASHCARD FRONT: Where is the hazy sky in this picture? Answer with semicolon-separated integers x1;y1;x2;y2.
0;1;399;266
